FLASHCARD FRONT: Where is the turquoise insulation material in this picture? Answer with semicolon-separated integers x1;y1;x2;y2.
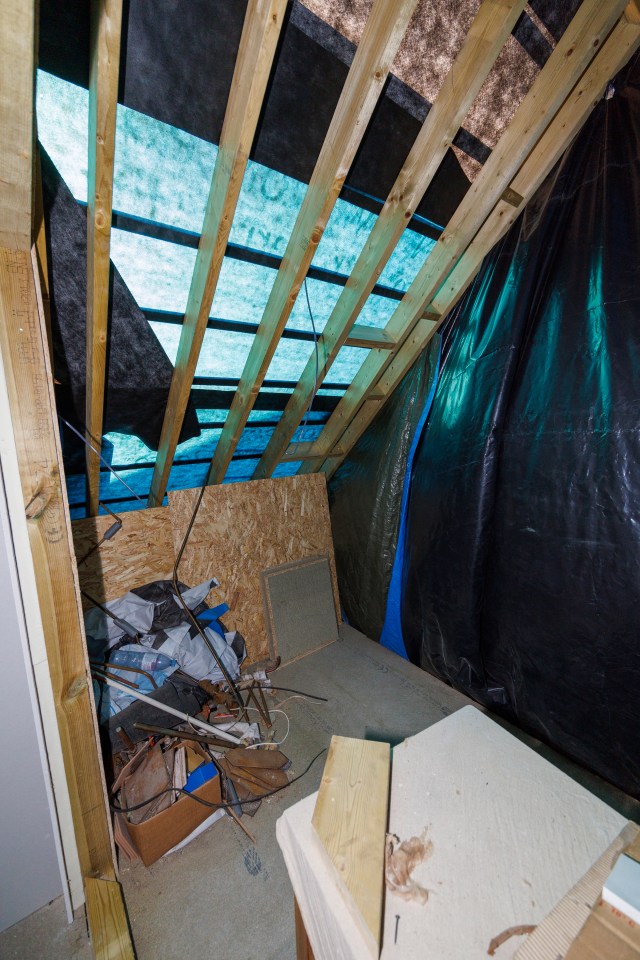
36;70;436;507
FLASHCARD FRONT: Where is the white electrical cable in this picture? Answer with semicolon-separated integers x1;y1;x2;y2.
231;706;291;750
100;676;244;745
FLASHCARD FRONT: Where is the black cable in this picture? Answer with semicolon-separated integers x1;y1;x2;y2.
58;414;144;502
291;276;320;457
264;685;328;702
110;747;326;814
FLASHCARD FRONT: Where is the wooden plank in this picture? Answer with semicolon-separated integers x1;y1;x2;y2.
0;0;34;249
307;0;629;473
146;0;287;508
86;0;123;516
294;898;316;960
168;474;340;663
206;0;420;485
321;12;640;479
33;152;54;365
72;505;176;608
253;0;527;480
311;735;390;958
85;878;135;960
346;325;397;350
0;247;115;878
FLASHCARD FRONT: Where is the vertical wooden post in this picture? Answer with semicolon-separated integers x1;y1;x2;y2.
0;247;116;880
86;0;123;516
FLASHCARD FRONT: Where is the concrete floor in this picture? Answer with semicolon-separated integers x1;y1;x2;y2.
2;625;639;959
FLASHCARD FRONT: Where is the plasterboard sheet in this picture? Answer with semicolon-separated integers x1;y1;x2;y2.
277;707;628;960
381;707;627;960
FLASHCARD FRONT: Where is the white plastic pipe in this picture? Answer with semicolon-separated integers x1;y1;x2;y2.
102;676;245;745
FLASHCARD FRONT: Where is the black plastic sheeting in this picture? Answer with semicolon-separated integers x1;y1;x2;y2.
329;337;440;640
40;147;200;471
401;56;640;799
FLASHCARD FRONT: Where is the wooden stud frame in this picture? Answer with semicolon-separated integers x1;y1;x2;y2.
148;0;288;507
86;0;123;516
205;0;421;485
296;0;637;477
0;247;116;880
0;0;34;250
253;0;528;480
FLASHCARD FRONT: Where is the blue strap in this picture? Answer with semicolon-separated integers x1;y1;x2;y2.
197;603;229;638
380;341;442;658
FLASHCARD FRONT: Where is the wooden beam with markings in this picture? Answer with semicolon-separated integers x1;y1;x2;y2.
320;9;640;479
206;0;420;485
147;0;287;507
0;248;116;879
85;879;135;960
86;0;123;516
303;0;630;475
0;0;35;249
253;0;527;480
312;736;390;957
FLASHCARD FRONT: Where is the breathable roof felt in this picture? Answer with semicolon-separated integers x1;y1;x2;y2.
34;0;585;516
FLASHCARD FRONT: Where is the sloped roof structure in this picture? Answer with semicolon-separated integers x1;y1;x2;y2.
35;0;640;517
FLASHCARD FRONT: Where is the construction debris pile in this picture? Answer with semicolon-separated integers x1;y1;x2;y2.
85;576;296;865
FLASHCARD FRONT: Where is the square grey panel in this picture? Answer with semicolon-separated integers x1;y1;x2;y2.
261;555;338;664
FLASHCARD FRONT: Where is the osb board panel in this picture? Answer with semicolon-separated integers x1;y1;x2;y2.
169;474;341;663
72;506;176;610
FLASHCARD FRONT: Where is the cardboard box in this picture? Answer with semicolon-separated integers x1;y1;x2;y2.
116;740;223;866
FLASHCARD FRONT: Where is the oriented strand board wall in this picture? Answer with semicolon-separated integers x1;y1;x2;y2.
169;474;340;662
72;506;175;610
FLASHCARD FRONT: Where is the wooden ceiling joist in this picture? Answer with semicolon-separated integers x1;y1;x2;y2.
147;0;287;508
205;0;420;486
318;5;640;480
300;0;631;477
86;0;123;516
252;0;528;481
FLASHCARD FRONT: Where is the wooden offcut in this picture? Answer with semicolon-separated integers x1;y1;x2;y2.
169;474;340;663
312;736;391;958
254;0;527;480
312;0;631;475
147;0;287;508
0;248;115;879
86;0;123;516
72;506;176;608
84;878;135;960
207;0;420;485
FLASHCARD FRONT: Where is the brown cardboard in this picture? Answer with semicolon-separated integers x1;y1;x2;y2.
565;899;640;960
117;739;223;867
125;771;222;866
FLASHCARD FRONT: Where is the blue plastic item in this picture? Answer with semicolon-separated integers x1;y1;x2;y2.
196;604;229;638
184;761;218;794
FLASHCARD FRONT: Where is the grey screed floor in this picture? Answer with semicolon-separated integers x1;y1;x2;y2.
2;625;639;960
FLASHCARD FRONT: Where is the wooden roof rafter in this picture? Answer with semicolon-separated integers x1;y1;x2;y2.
86;0;123;516
205;0;421;486
321;9;640;479
293;0;637;479
252;0;528;481
147;0;288;508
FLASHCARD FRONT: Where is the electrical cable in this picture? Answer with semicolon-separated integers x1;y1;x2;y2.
259;685;328;702
110;746;326;814
291;276;320;457
228;706;290;749
58;415;145;502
